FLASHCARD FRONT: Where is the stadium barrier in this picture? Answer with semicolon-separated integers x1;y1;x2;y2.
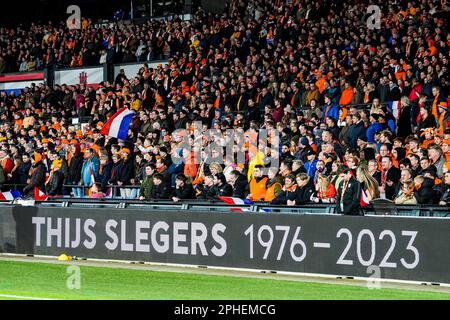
0;204;449;284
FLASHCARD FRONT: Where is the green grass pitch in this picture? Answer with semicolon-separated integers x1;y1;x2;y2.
0;260;449;300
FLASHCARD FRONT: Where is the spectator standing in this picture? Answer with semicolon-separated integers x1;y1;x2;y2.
336;166;361;215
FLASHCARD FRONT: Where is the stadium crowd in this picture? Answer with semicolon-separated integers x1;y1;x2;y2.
0;0;449;213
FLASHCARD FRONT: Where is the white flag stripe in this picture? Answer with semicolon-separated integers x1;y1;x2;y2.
109;109;134;137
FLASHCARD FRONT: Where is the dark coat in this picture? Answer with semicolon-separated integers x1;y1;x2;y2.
117;159;135;185
16;161;32;185
232;174;249;198
438;184;450;205
348;121;367;150
68;154;84;184
294;179;315;205
173;183;195;200
109;161;122;185
397;105;412;138
271;187;297;205
336;177;361;215
217;183;233;197
384;166;401;200
153;181;173;199
23;162;46;197
417;114;436;132
199;185;219;200
414;177;436;204
46;171;65;196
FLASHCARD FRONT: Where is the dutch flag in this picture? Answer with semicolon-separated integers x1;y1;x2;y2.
100;107;135;141
0;190;21;201
388;101;401;119
219;196;253;205
360;189;370;207
218;196;271;212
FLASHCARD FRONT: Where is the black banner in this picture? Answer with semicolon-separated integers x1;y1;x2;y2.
1;206;449;284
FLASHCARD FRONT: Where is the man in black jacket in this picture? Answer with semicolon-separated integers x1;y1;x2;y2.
172;174;194;202
348;113;367;150
229;170;249;198
336;166;361;215
294;173;314;205
380;156;401;200
46;159;65;196
153;173;173;199
413;175;436;205
199;175;219;200
271;175;297;205
117;148;135;198
23;152;46;198
17;153;32;192
214;173;233;197
68;144;84;197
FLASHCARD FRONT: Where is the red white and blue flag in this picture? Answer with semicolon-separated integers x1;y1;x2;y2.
219;196;253;205
218;196;271;212
0;190;21;201
388;101;401;119
360;189;370;207
100;107;134;141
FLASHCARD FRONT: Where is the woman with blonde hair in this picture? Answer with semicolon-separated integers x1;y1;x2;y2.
312;175;336;203
356;164;380;206
209;162;223;175
394;180;417;205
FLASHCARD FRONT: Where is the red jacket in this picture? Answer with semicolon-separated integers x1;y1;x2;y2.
1;157;14;175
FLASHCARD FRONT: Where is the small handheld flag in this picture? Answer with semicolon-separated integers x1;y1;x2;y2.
34;187;49;201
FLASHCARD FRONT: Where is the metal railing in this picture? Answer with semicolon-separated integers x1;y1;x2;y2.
3;184;448;217
4;197;446;218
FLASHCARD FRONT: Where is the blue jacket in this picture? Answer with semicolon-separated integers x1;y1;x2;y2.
322;103;339;122
304;159;318;178
366;123;383;143
167;148;184;187
81;156;100;187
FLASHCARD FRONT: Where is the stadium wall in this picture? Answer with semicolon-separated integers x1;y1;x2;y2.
0;72;45;95
54;65;107;88
1;206;449;284
113;60;169;80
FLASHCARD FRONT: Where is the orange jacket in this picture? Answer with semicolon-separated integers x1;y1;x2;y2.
339;87;354;106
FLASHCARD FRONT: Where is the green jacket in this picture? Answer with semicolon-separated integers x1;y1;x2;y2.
140;175;154;200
